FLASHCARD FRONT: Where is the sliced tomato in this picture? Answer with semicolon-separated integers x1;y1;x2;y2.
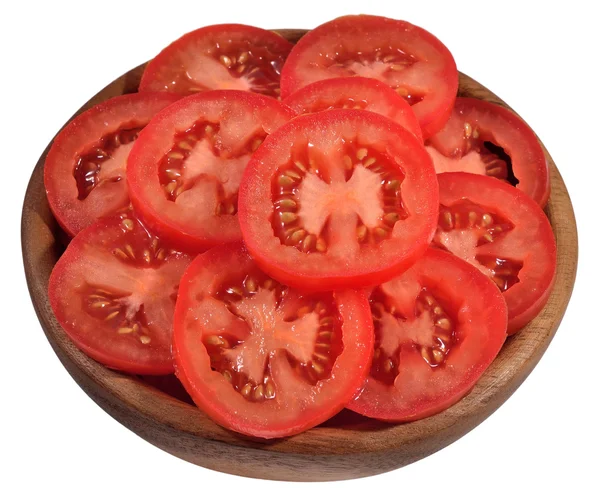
434;173;556;334
348;248;508;421
173;244;374;438
48;211;194;375
426;98;550;207
44;92;181;236
280;15;458;139
127;90;294;252
139;24;293;98
238;109;439;291
283;77;423;143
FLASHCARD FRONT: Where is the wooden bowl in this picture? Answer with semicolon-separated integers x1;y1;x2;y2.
21;29;577;482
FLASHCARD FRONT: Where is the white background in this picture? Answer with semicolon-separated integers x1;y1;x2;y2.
2;1;597;502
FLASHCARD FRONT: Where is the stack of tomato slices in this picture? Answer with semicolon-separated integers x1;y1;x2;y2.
45;15;557;439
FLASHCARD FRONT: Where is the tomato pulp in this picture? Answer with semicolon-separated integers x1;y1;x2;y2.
280;15;458;139
49;211;194;374
238;109;439;291
173;245;374;438
349;248;508;421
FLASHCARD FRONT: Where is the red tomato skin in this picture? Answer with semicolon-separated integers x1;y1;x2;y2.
173;244;375;438
437;172;556;334
280;15;458;139
126;90;295;253
348;248;508;422
283;76;423;143
428;98;550;207
48;212;193;375
139;24;293;96
44;92;182;236
238;109;439;292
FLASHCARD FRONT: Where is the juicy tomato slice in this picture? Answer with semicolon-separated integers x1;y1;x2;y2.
44;92;181;236
173;244;374;438
283;76;423;143
434;173;556;334
127;90;294;252
348;248;508;421
280;15;458;139
426;98;550;207
238;109;439;291
48;211;194;375
139;24;293;98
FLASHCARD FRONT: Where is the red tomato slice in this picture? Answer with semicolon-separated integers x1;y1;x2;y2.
283;77;423;143
280;15;458;139
44;92;181;236
139;24;293;98
348;248;508;421
173;244;374;438
434;173;556;334
127;90;294;252
426;98;550;207
48;211;194;375
238;109;439;291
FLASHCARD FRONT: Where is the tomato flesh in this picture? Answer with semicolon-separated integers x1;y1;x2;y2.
139;24;293;98
348;248;508;421
283;76;423;143
48;211;194;374
173;245;374;438
426;98;550;206
44;92;181;236
280;15;458;139
238;109;439;291
434;173;556;334
127;90;294;252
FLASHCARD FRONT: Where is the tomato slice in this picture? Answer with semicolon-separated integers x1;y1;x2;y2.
173;244;374;438
426;98;550;207
348;248;508;421
139;24;293;98
48;211;194;375
434;173;556;334
127;90;294;252
283;76;423;143
238;109;439;291
44;92;181;236
280;15;458;139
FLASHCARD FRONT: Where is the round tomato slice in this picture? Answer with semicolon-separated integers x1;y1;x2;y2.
434;173;556;334
238;109;439;291
426;98;550;207
44;92;181;236
348;248;508;421
127;90;294;252
280;15;458;139
283;77;423;143
173;244;374;438
48;211;193;375
139;24;293;98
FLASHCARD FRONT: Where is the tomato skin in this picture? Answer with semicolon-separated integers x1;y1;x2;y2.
44;92;182;236
173;244;374;439
238;109;439;292
126;90;295;253
436;173;556;334
427;98;550;207
280;15;458;139
283;76;423;143
348;248;508;422
48;212;194;375
139;24;293;97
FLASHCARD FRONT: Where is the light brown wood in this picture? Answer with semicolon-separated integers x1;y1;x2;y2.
21;29;578;481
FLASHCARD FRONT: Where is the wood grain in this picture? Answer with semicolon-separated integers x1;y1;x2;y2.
21;29;578;481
